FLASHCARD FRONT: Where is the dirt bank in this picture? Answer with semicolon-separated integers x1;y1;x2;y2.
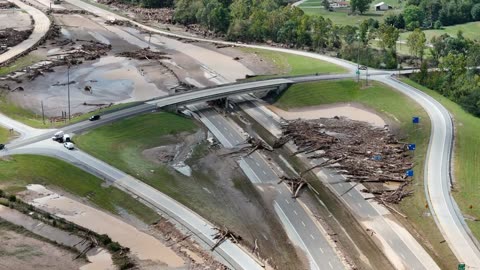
26;184;185;269
268;102;387;127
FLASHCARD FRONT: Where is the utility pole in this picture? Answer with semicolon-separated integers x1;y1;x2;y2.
41;100;45;125
67;63;71;121
148;33;152;48
365;67;369;87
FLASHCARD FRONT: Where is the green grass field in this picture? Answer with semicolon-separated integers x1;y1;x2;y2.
400;22;480;42
274;79;457;269
298;0;404;25
0;155;159;224
241;48;346;76
0;53;45;77
400;78;480;240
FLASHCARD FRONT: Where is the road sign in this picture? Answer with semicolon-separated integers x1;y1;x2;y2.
408;144;416;151
356;70;360;75
406;170;414;177
458;263;465;270
412;116;420;124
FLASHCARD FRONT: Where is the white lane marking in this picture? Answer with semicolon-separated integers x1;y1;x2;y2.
255;162;260;167
278;189;282;194
301;221;306;227
338;183;343;188
262;170;267;175
310;234;315;240
285;199;290;204
388;239;393;245
319;247;324;254
340;174;346;179
328;261;333;269
400;253;406;260
348;192;353;197
293;210;298;215
358;203;363;208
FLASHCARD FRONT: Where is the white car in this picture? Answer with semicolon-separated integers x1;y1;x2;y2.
64;142;75;150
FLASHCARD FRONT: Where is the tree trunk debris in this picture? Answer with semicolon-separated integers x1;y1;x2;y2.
278;117;414;203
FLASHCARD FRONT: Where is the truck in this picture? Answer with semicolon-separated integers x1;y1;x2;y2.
52;131;64;141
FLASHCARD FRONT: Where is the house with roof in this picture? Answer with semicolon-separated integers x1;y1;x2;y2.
374;2;393;11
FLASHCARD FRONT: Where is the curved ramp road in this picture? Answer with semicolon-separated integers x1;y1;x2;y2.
377;75;480;267
0;0;50;65
6;0;480;266
5;140;266;270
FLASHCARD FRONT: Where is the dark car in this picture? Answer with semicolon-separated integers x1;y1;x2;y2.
0;144;4;150
89;115;100;121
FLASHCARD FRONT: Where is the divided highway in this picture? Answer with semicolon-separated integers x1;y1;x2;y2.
2;0;480;267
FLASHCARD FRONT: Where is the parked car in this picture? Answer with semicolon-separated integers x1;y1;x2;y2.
0;144;5;150
89;115;100;121
52;130;64;141
64;142;74;150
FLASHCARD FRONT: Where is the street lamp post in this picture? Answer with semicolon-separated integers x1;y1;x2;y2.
67;64;71;121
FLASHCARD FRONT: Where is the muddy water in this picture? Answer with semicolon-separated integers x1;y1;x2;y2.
269;103;386;127
10;56;167;116
27;185;185;268
0;204;114;270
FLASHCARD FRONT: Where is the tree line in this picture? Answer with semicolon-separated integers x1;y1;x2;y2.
385;0;480;31
410;31;480;116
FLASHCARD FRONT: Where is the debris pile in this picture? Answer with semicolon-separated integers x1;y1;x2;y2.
0;28;33;53
279;176;308;198
279;117;414;203
105;19;134;27
0;1;16;8
116;48;169;60
50;9;91;15
211;227;242;251
97;0;173;23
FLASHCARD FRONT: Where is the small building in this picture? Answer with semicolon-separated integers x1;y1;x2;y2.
330;1;349;8
374;2;392;11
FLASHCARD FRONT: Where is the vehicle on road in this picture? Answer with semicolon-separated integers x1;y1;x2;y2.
64;142;74;150
89;115;100;121
63;134;71;142
0;144;4;150
52;131;64;141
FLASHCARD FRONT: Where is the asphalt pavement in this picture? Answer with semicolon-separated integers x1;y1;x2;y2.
189;103;348;269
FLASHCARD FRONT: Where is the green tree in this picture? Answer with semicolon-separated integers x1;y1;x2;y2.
322;0;331;11
472;3;480;21
378;24;399;51
351;0;372;14
403;5;424;28
406;28;426;62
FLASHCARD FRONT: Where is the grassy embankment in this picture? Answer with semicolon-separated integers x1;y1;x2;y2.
75;112;302;268
0;155;159;224
274;79;457;269
400;78;480;239
400;21;480;42
74;112;240;222
298;0;404;25
240;47;347;76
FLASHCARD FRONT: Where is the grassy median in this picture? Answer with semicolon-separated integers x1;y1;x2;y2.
241;47;347;76
0;155;159;224
274;79;457;269
401;78;480;240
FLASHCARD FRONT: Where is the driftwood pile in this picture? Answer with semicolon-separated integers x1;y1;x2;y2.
0;28;33;53
211;227;242;251
105;19;134;27
97;0;173;23
0;1;16;8
279;117;414;203
116;48;169;60
279;176;308;198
